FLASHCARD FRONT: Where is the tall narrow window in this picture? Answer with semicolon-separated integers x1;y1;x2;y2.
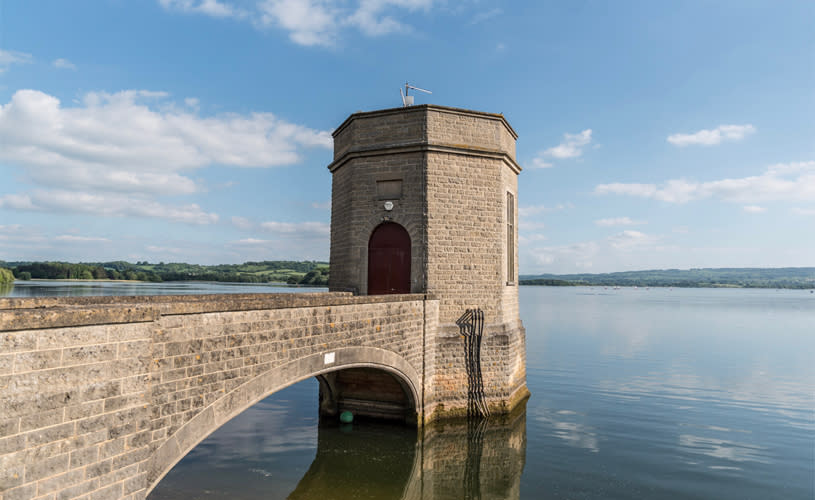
507;191;515;284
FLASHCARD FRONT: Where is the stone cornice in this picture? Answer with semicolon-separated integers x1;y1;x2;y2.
328;142;523;174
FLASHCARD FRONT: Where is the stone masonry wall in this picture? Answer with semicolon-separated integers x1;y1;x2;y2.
0;292;437;500
328;104;528;420
329;151;426;295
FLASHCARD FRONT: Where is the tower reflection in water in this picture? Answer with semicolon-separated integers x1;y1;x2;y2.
288;404;527;500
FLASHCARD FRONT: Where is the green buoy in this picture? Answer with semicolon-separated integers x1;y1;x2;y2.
339;410;354;423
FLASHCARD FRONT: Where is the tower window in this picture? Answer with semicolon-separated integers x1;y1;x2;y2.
507;191;515;285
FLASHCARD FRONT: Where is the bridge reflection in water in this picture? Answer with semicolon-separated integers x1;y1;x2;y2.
150;389;526;500
292;407;526;500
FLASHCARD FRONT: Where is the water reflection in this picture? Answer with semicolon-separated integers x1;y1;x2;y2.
151;400;527;500
532;408;598;453
0;283;13;297
678;434;769;465
287;408;527;500
418;409;527;500
287;422;417;499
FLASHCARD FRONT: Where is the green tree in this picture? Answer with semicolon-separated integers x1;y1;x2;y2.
0;268;14;283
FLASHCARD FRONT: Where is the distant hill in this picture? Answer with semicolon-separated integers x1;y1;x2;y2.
520;268;815;289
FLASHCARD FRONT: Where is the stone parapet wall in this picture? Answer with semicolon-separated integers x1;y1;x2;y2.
1;319;154;500
0;292;437;500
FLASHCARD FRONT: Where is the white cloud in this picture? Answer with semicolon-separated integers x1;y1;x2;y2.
595;217;645;227
791;208;815;216
607;230;659;250
161;0;434;47
523;230;670;273
0;89;331;224
595;161;815;204
0;225;44;245
0;49;32;72
231;216;253;229
0;89;331;194
146;245;185;254
258;0;340;46
52;58;77;70
159;0;244;18
667;124;755;147
0;190;219;225
541;129;592;159
521;221;546;230
54;235;110;243
311;201;331;209
470;8;502;24
519;203;569;217
260;221;330;236
345;0;432;37
232;238;271;245
519;233;546;244
530;158;553;169
742;205;766;214
184;97;200;109
227;222;331;261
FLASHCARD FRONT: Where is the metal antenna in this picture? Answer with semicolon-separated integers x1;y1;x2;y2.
400;81;432;107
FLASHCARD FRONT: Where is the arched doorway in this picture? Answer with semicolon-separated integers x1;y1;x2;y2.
368;222;411;295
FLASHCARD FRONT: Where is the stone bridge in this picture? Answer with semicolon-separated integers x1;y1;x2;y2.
0;291;525;499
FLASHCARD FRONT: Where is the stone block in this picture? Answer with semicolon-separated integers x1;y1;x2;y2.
70;445;100;468
56;479;99;500
87;482;123;500
2;483;37;500
36;469;85;495
85;459;112;479
25;422;75;448
25;452;70;482
20;408;65;432
62;345;117;367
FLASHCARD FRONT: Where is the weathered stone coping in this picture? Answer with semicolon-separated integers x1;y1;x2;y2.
0;292;434;332
332;104;518;139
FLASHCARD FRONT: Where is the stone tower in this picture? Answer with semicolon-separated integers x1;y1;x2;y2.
329;104;528;420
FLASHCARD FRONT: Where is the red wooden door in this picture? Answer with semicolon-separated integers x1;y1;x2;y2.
368;223;411;295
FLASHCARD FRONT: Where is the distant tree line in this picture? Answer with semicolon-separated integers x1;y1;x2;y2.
518;279;575;286
10;262;162;282
286;269;328;286
0;260;330;286
519;267;815;289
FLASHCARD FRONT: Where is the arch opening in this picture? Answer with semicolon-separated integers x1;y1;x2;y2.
318;367;418;425
368;222;411;295
146;348;422;496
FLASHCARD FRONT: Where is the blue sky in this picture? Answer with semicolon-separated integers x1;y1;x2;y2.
0;0;812;273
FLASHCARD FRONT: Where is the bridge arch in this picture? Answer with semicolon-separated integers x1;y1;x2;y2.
146;346;422;496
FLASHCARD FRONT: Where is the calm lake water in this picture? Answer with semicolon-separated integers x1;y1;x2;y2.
6;282;814;499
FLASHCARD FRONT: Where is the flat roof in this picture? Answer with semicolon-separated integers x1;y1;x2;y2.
332;104;518;140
